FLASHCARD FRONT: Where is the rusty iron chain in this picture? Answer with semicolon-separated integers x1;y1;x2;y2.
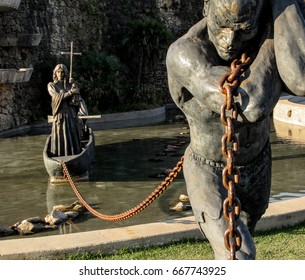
62;157;184;222
218;53;252;260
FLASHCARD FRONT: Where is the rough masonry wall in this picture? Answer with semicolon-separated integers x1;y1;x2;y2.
0;0;203;132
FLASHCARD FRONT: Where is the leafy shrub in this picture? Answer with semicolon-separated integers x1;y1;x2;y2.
74;52;126;114
121;16;172;99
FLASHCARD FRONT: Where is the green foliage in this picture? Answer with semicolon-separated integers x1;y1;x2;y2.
122;16;172;63
36;54;58;87
35;55;59;117
79;0;102;15
71;17;173;114
73;52;126;114
119;83;165;112
121;16;173;96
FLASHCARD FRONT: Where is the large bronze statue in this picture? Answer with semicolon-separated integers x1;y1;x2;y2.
166;0;305;259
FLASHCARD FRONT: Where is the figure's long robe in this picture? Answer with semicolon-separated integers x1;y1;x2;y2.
48;82;82;156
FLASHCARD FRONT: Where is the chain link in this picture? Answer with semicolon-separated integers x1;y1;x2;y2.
218;53;252;260
62;157;184;222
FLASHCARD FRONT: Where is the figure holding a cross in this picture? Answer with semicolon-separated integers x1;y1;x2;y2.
47;42;88;156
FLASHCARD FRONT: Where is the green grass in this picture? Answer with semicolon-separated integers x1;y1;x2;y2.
67;222;305;260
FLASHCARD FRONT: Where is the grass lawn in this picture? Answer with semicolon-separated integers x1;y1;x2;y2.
67;221;305;260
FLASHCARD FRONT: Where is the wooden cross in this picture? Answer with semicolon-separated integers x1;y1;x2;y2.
60;41;82;83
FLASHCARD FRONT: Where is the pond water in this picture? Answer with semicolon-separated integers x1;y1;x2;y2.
0;119;304;239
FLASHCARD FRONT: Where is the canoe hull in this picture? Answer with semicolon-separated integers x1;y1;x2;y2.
43;128;95;183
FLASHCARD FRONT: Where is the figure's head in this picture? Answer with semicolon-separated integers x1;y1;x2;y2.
53;64;69;82
205;0;265;61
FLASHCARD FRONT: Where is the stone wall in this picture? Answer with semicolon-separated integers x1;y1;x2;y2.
0;0;204;132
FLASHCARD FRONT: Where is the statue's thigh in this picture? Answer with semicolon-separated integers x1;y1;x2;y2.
183;151;225;222
183;149;256;259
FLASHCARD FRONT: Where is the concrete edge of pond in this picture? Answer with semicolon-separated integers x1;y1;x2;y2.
0;104;177;138
0;196;304;260
273;93;305;127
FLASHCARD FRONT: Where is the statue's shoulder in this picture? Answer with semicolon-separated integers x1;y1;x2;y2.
169;18;208;51
47;81;58;92
167;18;209;67
183;18;208;40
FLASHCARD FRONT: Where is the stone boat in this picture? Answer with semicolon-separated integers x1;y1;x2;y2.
43;126;95;183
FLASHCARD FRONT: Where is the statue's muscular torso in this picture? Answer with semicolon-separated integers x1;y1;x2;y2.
167;18;281;166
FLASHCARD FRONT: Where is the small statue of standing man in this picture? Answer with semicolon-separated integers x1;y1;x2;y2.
48;64;88;156
166;0;305;259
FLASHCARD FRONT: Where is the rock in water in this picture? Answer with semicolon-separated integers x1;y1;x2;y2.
45;210;69;225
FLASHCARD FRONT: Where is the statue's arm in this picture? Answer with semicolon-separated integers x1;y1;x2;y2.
47;82;73;99
237;35;282;123
166;37;230;115
271;0;305;95
166;36;281;123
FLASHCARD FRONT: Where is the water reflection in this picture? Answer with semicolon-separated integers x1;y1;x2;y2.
270;119;305;202
0;120;304;238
